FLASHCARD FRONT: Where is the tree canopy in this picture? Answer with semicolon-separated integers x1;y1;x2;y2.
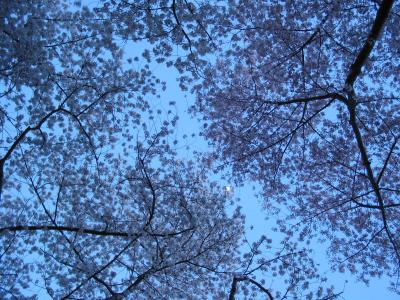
1;0;399;298
193;0;400;293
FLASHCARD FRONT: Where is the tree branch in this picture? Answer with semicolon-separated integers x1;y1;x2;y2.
228;276;273;300
347;103;400;262
345;0;394;89
0;224;193;238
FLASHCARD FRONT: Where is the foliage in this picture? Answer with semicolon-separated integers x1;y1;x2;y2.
0;0;336;299
193;0;400;293
3;0;394;298
0;1;242;298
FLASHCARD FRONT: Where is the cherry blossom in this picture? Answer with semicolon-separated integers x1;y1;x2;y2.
192;0;400;293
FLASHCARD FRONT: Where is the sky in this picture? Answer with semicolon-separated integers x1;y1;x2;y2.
5;1;399;298
144;45;399;299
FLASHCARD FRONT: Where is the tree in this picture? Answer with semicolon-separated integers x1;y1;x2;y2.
0;1;338;299
0;1;241;298
192;0;400;293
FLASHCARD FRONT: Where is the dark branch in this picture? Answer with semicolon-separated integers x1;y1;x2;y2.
345;0;394;89
228;276;273;300
262;93;345;106
348;104;400;262
0;225;193;238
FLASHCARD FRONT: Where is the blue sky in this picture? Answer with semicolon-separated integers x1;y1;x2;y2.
143;45;398;299
5;1;398;297
128;27;397;296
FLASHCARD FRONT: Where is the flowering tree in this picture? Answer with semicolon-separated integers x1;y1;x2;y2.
0;1;242;298
193;0;400;293
0;1;339;299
